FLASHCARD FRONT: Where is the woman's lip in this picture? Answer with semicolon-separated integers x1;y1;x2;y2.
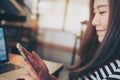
96;30;106;35
96;30;106;32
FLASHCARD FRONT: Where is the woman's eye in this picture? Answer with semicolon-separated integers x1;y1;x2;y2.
99;11;107;15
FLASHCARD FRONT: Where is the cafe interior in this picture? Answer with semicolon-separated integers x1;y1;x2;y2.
0;0;89;79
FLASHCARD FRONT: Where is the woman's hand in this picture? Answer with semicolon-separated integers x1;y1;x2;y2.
18;48;49;80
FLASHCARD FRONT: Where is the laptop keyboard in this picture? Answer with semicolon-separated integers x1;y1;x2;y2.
0;63;20;74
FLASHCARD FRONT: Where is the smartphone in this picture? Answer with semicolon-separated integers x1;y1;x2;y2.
16;43;27;59
16;43;39;77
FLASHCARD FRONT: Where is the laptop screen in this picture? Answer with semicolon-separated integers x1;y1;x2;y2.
0;26;8;63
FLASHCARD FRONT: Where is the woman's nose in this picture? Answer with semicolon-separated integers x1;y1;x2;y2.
92;14;100;26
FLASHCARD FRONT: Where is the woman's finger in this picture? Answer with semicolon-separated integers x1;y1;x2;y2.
22;48;36;67
22;48;38;66
31;51;46;68
32;51;44;63
22;48;34;60
31;51;49;74
23;60;39;80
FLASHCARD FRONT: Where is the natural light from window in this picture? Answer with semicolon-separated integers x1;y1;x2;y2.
38;0;89;36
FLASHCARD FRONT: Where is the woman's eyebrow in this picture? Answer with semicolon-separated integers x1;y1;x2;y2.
93;4;108;11
97;4;108;9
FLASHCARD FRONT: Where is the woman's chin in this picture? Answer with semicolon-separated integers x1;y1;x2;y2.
98;37;104;43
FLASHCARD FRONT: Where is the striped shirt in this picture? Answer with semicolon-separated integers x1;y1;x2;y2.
78;59;120;80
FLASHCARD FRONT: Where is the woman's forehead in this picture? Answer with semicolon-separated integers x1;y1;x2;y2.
93;0;109;9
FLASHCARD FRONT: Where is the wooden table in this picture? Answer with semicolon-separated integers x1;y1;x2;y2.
9;53;63;77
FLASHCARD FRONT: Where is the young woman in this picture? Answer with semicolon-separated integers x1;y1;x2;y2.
17;0;120;80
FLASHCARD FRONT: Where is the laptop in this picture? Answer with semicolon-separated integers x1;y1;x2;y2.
0;26;27;80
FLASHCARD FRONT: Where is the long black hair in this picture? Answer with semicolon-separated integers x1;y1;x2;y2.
69;0;120;79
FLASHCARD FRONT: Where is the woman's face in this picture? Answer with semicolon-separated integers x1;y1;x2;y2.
92;0;109;42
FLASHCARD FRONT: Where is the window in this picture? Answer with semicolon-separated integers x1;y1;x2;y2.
64;0;89;35
38;0;66;30
25;0;89;36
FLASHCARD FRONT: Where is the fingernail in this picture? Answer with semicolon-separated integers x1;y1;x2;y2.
16;78;25;80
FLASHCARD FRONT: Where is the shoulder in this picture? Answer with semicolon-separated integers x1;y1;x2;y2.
78;58;120;80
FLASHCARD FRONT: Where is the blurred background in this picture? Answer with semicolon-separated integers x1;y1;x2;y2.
0;0;89;79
